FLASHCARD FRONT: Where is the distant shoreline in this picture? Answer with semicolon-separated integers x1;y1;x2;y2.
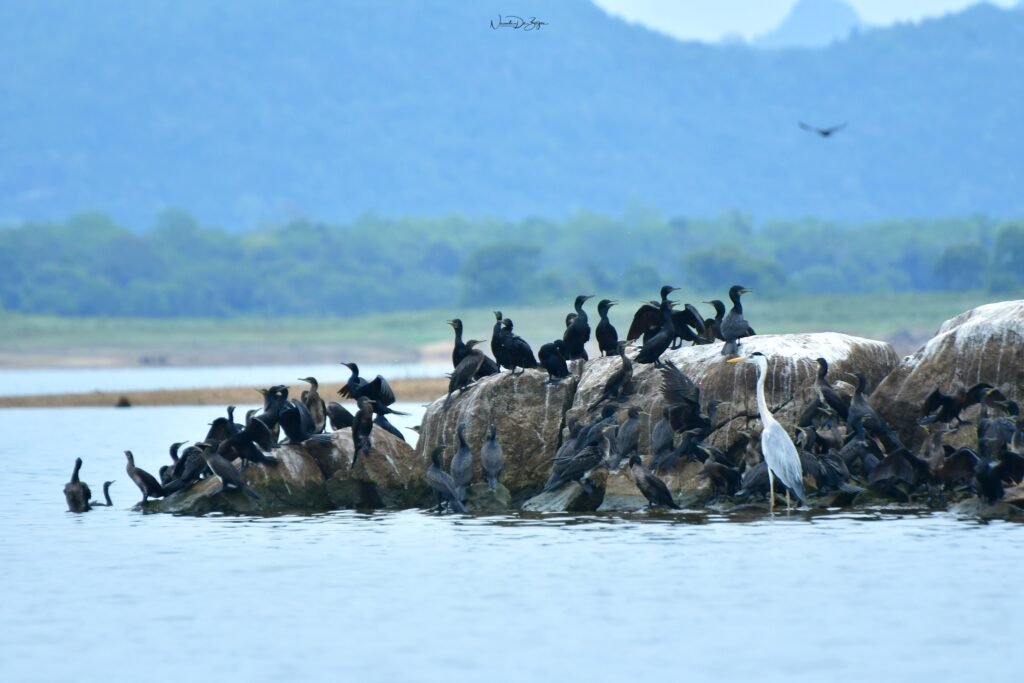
0;377;448;408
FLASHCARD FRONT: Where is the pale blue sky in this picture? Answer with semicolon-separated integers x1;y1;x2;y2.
593;0;1017;41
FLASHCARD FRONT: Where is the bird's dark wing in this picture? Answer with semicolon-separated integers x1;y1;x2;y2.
823;122;847;135
798;121;818;133
627;303;661;341
660;360;700;407
367;375;397;406
964;383;993;407
327;402;355;430
921;388;945;417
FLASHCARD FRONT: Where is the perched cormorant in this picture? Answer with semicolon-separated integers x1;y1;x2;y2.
202;445;260;500
975;450;1005;504
352;396;375;467
634;298;675;366
595;299;619;356
720;285;753;357
813;358;850;422
299;377;327;434
491;311;508;370
627;285;678;342
919;383;993;427
279;399;316;443
218;417;280;466
629;455;680;509
481;423;504;491
125;450;165;503
339;363;407;416
498;318;539;375
538;339;571;383
649;407;676;472
651;428;703;474
160;441;187;485
449;319;500;378
611;406;642;470
163;443;211;494
444;339;487;409
327;401;355;430
699;453;742;499
64;457;92;512
589;341;633;410
847;373;903;451
562;295;594;361
450;422;474;501
543;425;613;493
426;445;466;513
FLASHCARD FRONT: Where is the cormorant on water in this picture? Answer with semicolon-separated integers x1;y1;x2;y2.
720;285;753;357
64;457;92;512
445;339;487;410
919;383;993;427
201;445;260;500
481;423;504;491
589;341;633;410
426;444;466;513
449;319;500;378
339;363;408;416
299;377;327;434
562;295;594;361
450;422;474;501
352;396;375;467
595;299;619;356
498;318;539;375
538;339;571;383
125;450;165;503
92;481;115;507
629;455;680;509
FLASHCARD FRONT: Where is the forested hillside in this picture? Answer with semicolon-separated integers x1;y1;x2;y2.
2;1;1023;227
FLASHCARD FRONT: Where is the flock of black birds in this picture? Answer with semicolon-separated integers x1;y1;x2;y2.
64;282;1023;515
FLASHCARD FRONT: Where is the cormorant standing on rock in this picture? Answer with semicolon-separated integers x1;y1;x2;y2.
125;450;165;503
491;311;508;370
160;441;187;485
589;341;633;410
627;285;678;343
848;373;903;451
563;295;594;361
543;425;613;493
445;340;487;410
299;377;327;434
201;445;260;500
813;358;850;422
499;318;539;375
629;455;680;509
919;383;993;427
720;285;753;357
450;422;474;501
449;319;500;378
426;445;466;513
481;424;504;491
611;406;642;470
64;458;91;512
352;396;375;467
327;401;355;430
339;363;407;416
695;300;725;344
538;339;571;383
634;298;675;366
595;299;619;356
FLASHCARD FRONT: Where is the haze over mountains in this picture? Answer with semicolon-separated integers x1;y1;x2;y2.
1;0;1022;230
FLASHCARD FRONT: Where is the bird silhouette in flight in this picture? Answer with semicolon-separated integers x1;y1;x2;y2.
799;121;846;138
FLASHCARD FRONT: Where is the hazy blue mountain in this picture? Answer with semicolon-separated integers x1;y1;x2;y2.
1;0;1023;229
755;0;862;48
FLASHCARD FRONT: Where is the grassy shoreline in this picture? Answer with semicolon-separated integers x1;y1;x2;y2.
0;291;999;368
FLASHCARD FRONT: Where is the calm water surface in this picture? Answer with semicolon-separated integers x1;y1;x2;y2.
1;407;1020;683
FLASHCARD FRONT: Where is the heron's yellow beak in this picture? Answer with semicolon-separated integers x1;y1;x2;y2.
726;356;747;364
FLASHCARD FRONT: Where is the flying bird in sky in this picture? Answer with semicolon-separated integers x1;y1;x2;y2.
799;121;847;137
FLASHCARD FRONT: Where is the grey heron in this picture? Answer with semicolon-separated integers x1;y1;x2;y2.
728;352;805;511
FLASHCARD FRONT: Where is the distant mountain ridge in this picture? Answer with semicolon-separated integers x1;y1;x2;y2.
755;0;862;48
1;0;1023;229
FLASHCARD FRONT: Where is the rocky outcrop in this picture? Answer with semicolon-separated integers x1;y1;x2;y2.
145;428;421;514
416;370;578;503
874;300;1024;449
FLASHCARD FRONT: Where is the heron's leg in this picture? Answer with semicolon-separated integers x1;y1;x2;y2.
768;472;775;514
786;490;791;512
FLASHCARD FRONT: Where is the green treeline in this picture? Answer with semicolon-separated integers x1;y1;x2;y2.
2;210;1023;318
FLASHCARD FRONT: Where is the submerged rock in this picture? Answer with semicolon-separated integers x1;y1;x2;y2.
874;300;1024;450
598;461;709;512
521;468;608;512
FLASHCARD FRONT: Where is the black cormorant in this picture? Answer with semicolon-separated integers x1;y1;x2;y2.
562;295;594;361
538;339;571;383
634;298;675;366
628;455;680;509
374;414;406;442
201;445;260;500
449;319;500;378
64;457;91;512
799;121;846;137
720;285;753;357
627;285;677;342
919;383;993;427
450;422;474;501
595;299;619;356
611;406;642;470
499;318;539;375
339;363;407;416
481;423;504;491
327;401;355;430
491;311;508;370
542;425;612;493
444;339;487;410
352;396;375;467
589;341;633;410
125;450;165;503
91;481;115;507
299;377;327;434
426;445;466;513
847;373;903;451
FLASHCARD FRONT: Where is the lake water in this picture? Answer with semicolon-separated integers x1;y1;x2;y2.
1;406;1021;682
0;362;449;396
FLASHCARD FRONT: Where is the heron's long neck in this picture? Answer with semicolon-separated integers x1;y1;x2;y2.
755;366;774;428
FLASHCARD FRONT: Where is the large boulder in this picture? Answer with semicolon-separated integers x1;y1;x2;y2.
416;370;578;503
874;300;1024;449
568;333;898;459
